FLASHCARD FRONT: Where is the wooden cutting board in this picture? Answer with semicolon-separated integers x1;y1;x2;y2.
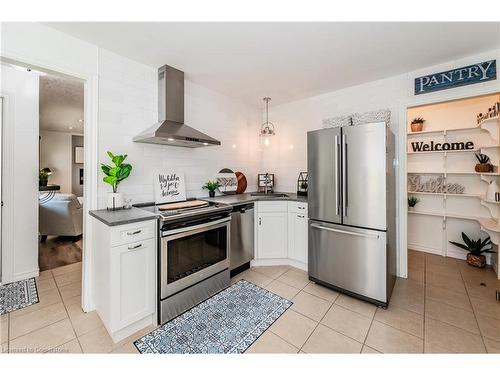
158;200;209;211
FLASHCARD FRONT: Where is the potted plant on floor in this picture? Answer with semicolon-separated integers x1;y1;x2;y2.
101;151;132;210
410;117;425;132
474;153;494;173
202;180;221;198
449;233;495;268
408;196;419;211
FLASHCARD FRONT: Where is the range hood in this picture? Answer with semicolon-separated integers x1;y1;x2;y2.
133;65;221;148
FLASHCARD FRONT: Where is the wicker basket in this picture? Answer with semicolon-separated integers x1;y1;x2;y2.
466;253;486;268
410;123;423;132
475;163;494;173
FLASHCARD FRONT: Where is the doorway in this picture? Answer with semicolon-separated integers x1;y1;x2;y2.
38;73;85;271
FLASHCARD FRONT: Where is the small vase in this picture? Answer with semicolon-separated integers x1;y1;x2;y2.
39;179;48;187
475;163;493;173
410;123;423;132
466;253;486;268
209;191;215;198
107;192;124;210
408;206;415;211
486;180;499;201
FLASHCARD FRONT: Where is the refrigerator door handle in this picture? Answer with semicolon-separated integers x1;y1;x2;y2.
342;134;348;217
334;135;340;215
310;223;380;239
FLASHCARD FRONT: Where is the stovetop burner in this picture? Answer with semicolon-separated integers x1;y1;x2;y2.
134;199;232;222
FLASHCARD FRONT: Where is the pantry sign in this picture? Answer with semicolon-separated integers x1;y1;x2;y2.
414;60;496;95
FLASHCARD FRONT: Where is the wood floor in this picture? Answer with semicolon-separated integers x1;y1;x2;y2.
38;236;82;271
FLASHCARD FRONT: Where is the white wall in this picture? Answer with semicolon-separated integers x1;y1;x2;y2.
1;65;39;282
97;49;261;208
40;130;72;194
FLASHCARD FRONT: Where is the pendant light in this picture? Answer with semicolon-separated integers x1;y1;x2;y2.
260;97;276;138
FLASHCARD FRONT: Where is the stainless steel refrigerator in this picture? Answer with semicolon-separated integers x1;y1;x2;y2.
307;122;396;306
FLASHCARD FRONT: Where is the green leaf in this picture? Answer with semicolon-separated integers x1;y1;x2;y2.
449;241;470;251
101;164;111;176
103;176;117;186
107;151;114;160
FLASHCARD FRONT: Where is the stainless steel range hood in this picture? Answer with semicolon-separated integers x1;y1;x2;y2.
133;65;221;148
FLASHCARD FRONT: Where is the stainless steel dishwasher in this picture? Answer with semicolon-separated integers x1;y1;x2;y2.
230;203;254;276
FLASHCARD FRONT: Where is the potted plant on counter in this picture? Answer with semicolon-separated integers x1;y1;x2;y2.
101;151;132;210
203;180;221;198
408;196;419;211
474;153;494;173
410;117;425;132
449;233;495;268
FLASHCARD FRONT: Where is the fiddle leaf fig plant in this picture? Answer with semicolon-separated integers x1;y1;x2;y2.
101;151;132;193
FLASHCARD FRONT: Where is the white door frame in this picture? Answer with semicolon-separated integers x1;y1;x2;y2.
397;86;500;279
0;56;98;312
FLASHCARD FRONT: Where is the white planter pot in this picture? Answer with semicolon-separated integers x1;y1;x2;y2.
107;192;124;210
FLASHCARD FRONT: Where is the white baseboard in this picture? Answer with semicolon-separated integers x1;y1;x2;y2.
251;258;307;272
9;269;39;283
408;243;443;256
109;315;154;343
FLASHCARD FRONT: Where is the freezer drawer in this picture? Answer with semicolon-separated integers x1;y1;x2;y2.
308;220;387;304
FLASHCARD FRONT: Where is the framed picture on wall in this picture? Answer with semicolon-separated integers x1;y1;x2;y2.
74;146;84;164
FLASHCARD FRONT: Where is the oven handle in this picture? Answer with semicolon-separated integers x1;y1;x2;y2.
161;217;230;237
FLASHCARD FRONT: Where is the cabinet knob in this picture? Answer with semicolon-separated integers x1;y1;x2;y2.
259;217;262;225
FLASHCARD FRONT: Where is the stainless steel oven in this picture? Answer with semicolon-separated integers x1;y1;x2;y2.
159;212;231;323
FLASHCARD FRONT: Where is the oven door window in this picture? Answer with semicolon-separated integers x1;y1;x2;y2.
167;226;227;283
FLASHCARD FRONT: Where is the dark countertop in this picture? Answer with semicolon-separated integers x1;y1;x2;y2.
203;192;308;205
89;192;307;226
89;207;159;227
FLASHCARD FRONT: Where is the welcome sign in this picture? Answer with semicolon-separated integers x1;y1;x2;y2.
410;140;474;153
414;60;496;95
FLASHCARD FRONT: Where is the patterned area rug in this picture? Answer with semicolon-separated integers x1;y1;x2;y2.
0;278;39;315
134;280;292;354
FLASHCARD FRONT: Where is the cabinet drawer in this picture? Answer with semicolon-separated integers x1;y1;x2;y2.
288;201;308;214
110;220;156;247
257;201;288;212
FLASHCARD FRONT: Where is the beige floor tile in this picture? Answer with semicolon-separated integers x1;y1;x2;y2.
408;250;425;269
407;266;424;283
291;291;332;322
465;282;499;301
302;324;362;353
78;326;115;353
470;296;500;321
425;299;479;334
10;287;62;318
425;271;466;294
9;318;76;353
10;302;68;339
424;318;485;353
245;331;299;353
1;315;8;344
0;342;8;353
425;253;461;268
268;309;317;348
426;284;472;311
321;304;371;342
36;277;57;293
237;270;273;288
252;265;289;279
51;262;82;277
303;282;339;302
484;337;500;353
390;278;424;314
49;339;82;354
111;340;140;354
365;321;423;353
54;271;82;288
460;265;497;284
38;270;53;281
335;294;377;318
374;305;423;338
425;262;462;278
114;324;156;348
361;345;380;354
59;281;82;301
424;342;456;353
69;310;104;337
476;314;500;342
264;280;300;300
277;269;310;290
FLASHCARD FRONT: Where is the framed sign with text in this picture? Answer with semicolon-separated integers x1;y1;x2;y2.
154;170;186;204
415;60;496;95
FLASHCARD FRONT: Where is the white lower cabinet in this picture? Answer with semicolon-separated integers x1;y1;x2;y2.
288;212;308;264
257;211;288;259
254;201;308;269
92;219;157;342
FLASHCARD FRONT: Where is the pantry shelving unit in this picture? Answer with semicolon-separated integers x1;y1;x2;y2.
406;95;499;273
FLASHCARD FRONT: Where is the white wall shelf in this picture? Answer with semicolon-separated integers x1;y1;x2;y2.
408;171;499;177
408;191;481;198
407;116;498;140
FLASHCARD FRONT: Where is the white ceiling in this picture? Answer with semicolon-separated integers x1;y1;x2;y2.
39;74;84;134
46;22;500;106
